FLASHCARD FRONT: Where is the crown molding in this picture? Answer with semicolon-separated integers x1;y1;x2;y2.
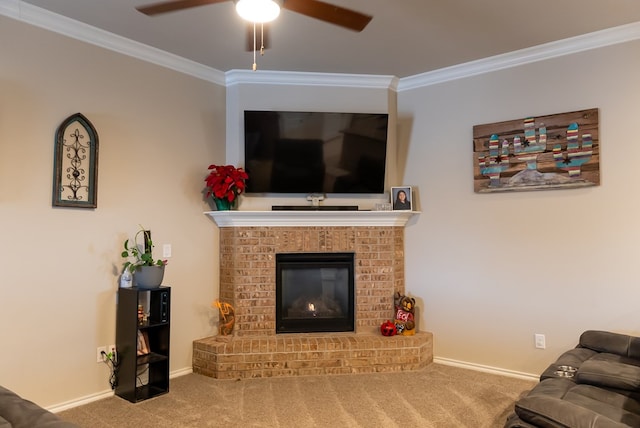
225;69;398;90
0;0;19;17
2;0;639;92
398;21;640;91
0;0;226;86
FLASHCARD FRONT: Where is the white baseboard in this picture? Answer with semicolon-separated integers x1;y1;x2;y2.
48;390;114;413
170;367;193;379
50;362;535;413
433;357;539;382
48;367;193;413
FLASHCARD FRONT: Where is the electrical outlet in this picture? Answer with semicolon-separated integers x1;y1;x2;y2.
97;346;107;363
535;333;546;349
162;244;172;258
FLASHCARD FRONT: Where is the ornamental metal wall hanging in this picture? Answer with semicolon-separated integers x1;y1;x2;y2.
52;113;99;208
473;108;599;193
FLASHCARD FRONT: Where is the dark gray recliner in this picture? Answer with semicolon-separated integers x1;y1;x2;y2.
506;330;640;427
0;385;78;427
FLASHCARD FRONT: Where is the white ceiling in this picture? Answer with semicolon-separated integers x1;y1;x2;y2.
15;0;640;77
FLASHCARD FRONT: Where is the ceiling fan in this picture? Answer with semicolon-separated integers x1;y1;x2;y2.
136;0;373;33
136;0;372;69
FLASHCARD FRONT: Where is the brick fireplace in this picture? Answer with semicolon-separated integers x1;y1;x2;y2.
193;211;433;379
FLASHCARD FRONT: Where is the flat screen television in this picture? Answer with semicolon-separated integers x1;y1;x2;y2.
243;110;389;194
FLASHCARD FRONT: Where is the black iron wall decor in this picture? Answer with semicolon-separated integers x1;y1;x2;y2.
52;113;99;208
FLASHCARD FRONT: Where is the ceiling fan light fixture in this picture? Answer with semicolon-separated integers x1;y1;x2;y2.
236;0;281;23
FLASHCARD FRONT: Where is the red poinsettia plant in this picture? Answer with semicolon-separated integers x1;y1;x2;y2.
204;164;249;202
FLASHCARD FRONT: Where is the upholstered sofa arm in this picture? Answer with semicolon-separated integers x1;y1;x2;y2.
515;394;632;428
0;385;77;428
506;331;640;428
514;378;640;427
579;330;640;359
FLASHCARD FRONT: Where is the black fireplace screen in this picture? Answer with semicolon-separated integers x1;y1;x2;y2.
276;252;355;333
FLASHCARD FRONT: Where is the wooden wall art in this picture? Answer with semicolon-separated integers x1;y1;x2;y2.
52;113;99;208
473;108;599;193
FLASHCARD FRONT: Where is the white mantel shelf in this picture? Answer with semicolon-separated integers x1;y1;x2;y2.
204;210;420;227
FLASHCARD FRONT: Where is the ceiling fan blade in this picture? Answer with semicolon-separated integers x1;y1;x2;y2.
245;23;271;52
136;0;229;16
283;0;372;32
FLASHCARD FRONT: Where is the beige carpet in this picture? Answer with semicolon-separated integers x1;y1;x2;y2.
58;363;536;428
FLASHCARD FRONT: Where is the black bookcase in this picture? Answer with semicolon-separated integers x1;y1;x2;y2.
115;286;170;403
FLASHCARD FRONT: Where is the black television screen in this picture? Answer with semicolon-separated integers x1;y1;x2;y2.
243;110;389;194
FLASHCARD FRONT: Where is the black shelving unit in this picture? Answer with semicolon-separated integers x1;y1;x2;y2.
115;286;170;403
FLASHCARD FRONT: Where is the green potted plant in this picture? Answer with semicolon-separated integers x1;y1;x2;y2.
121;225;167;288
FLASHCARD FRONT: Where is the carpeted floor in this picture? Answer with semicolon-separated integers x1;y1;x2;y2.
58;363;536;428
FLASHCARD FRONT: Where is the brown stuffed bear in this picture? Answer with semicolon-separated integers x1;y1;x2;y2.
394;292;416;336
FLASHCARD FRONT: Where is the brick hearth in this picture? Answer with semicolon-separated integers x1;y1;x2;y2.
194;332;432;379
193;212;433;378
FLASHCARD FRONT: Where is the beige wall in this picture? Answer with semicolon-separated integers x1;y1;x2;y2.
399;40;640;376
4;6;640;410
0;16;225;407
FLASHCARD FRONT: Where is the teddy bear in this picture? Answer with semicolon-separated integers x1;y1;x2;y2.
394;292;416;336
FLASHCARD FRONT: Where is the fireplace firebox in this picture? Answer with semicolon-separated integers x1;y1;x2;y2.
276;252;355;333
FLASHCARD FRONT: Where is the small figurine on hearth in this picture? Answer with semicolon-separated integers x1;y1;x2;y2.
394;292;416;336
213;300;235;336
380;319;397;336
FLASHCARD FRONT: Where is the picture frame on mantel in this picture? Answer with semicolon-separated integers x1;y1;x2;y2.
391;186;412;211
52;113;99;208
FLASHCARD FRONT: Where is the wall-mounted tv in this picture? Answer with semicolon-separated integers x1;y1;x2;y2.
243;110;389;194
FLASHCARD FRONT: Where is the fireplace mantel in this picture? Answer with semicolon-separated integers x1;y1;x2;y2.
204;210;419;227
194;209;433;378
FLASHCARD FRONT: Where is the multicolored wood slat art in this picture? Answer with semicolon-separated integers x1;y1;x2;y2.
473;108;599;193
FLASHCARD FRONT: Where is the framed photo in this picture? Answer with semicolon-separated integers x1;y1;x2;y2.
391;186;412;211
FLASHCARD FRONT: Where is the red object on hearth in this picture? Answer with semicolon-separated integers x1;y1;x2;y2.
380;320;397;336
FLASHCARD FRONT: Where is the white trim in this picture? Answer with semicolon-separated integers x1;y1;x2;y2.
205;210;419;227
0;0;225;86
47;367;193;413
48;389;114;414
170;366;194;379
2;0;639;90
398;21;640;91
434;357;539;382
0;0;18;17
47;358;533;412
226;69;398;89
48;359;534;413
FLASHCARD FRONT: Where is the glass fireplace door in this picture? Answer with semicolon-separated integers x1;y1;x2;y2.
276;252;355;333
